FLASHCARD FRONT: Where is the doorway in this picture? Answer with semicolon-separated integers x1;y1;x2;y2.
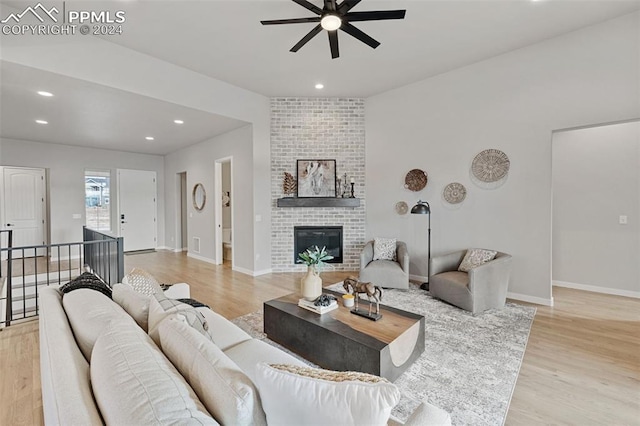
551;120;639;297
1;167;47;256
117;169;157;252
214;157;233;265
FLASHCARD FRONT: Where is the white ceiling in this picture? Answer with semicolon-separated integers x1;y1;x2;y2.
100;0;640;97
1;0;639;154
0;61;248;155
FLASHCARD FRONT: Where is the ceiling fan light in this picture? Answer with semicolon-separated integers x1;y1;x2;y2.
321;14;341;31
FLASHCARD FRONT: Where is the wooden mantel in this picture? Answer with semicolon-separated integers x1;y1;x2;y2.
276;197;361;208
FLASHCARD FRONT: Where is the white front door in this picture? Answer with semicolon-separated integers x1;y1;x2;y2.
2;167;46;250
117;169;157;252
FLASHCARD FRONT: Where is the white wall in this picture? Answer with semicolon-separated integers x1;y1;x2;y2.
0;24;272;273
164;125;254;272
0;138;165;245
553;121;639;296
365;12;640;304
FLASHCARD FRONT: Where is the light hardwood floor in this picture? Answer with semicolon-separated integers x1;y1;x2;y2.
0;251;638;425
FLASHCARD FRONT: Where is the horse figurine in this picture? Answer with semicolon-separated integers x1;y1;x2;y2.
343;276;383;316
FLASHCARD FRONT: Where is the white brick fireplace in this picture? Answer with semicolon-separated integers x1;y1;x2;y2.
271;98;366;272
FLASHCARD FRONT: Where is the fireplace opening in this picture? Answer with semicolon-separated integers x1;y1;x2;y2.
294;226;343;264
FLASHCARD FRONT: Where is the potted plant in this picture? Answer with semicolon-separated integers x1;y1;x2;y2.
298;246;333;300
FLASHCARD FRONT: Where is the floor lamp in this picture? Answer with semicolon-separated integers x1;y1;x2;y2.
411;200;431;291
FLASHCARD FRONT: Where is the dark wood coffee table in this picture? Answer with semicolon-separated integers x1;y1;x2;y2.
263;289;424;382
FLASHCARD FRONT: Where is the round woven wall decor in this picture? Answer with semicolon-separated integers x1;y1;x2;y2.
443;182;467;204
395;201;408;215
471;149;510;183
404;169;428;191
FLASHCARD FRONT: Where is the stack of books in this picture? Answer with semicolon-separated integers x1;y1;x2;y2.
298;297;338;314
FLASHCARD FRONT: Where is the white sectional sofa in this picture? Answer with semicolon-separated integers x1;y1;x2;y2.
39;282;451;425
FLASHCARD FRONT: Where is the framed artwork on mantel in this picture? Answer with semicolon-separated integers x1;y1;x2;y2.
296;159;337;198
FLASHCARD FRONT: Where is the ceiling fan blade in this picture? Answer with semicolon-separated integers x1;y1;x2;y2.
340;22;380;49
324;0;337;12
261;17;321;25
338;0;362;14
292;0;323;15
344;10;406;22
328;30;339;59
290;24;323;52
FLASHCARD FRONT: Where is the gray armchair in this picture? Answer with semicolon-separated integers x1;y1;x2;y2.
359;240;409;289
429;249;512;314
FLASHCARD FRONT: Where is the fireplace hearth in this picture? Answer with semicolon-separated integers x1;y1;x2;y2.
294;226;343;264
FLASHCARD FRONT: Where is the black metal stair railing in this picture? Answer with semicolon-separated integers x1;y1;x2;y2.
0;227;123;328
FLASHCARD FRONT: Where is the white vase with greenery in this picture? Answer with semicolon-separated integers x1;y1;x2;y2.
297;246;333;301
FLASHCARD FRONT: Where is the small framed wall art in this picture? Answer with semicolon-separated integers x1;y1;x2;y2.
296;160;337;197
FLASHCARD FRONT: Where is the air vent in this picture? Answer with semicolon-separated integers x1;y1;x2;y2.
193;237;200;253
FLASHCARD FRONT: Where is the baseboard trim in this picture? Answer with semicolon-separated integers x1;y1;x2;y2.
409;274;428;283
186;252;216;265
553;280;640;299
232;266;273;277
507;292;554;307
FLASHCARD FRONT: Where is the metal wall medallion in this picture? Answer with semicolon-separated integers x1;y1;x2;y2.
395;201;408;215
404;169;428;191
471;149;510;183
443;182;467;204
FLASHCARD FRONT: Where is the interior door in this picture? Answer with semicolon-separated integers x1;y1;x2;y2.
2;167;46;251
117;169;157;252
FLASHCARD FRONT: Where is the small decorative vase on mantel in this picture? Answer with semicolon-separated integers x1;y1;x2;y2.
297;245;333;301
301;266;322;301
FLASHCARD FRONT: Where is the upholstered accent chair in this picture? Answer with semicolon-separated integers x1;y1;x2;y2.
359;240;409;289
429;249;512;314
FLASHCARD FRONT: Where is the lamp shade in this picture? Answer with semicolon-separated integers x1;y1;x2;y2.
411;200;430;215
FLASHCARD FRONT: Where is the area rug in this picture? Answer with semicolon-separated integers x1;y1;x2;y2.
231;282;536;426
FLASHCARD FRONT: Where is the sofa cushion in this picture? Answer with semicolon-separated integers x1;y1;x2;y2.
62;288;136;361
148;293;210;347
91;324;217;425
254;363;400;426
196;307;252;351
458;248;497;272
159;317;267;426
373;237;397;261
112;283;151;331
39;287;103;426
223;339;308;384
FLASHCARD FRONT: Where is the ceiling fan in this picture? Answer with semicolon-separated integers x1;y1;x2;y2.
260;0;406;59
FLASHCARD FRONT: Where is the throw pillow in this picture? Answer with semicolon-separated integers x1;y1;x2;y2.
112;284;151;331
147;293;210;347
59;272;111;298
373;237;397;261
254;363;400;426
122;267;163;296
159;317;266;426
458;248;498;272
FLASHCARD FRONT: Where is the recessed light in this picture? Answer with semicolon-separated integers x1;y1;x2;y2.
145;136;155;141
35;119;48;124
315;83;324;89
37;91;53;97
174;119;184;124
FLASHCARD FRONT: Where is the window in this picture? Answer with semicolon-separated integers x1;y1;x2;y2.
85;170;111;231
